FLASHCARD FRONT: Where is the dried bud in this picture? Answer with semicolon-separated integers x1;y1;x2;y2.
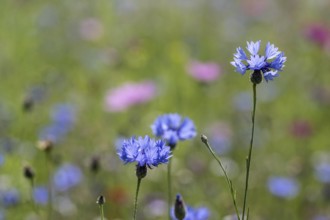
37;140;53;153
23;166;35;180
90;156;100;173
174;194;186;220
201;135;208;144
96;195;106;205
22;97;34;112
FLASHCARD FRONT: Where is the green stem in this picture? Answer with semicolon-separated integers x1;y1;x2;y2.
242;83;257;220
167;159;172;220
134;178;142;220
45;153;53;220
99;204;105;220
202;137;240;220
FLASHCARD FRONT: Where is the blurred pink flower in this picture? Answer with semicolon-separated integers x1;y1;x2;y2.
79;18;104;41
289;120;313;139
304;23;330;50
104;81;157;112
187;60;221;83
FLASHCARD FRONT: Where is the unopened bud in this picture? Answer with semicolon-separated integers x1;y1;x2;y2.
201;135;208;144
250;70;262;84
23;166;35;180
174;194;186;220
37;140;53;153
96;195;105;205
136;165;147;179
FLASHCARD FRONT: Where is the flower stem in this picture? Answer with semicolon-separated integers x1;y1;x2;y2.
45;153;53;220
99;204;105;220
201;135;240;220
242;83;257;220
134;177;142;220
167;159;172;220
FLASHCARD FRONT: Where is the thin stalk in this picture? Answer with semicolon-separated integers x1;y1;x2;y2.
167;159;172;220
99;204;105;220
202;136;240;220
133;178;142;220
45;153;53;220
29;178;37;213
242;83;257;220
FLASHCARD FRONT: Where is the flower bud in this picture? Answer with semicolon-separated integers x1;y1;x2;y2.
96;195;106;205
23;165;35;180
201;135;208;144
136;165;147;179
174;194;186;220
250;70;262;84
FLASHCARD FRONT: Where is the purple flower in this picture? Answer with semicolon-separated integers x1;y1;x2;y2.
53;164;83;192
267;176;300;199
104;81;157;112
231;41;286;82
314;161;330;183
304;23;330;49
117;136;171;168
151;113;197;146
0;189;20;207
39;104;76;143
186;61;221;83
33;186;48;205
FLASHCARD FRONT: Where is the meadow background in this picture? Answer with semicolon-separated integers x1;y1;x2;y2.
1;0;330;219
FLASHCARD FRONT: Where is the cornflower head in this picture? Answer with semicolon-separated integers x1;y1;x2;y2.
118;135;171;220
117;135;171;178
151;113;197;149
231;41;286;83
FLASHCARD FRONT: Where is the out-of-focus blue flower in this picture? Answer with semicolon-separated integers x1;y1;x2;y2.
151;114;196;146
312;215;330;220
53;164;83;192
33;186;48;205
118;136;171;168
231;41;286;82
314;161;330;183
0;154;4;166
267;176;299;199
39;103;76;143
171;204;210;220
0;189;20;207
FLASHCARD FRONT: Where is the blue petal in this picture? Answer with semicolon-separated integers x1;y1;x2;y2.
263;71;279;82
265;42;280;59
246;40;261;56
247;55;266;70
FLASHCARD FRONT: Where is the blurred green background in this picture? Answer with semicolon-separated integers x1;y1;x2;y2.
1;0;330;219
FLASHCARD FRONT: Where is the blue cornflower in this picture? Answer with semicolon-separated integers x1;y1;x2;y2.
118;136;171;168
231;41;286;82
267;176;300;199
33;186;48;205
39;103;76;143
151;114;197;147
314;161;330;183
0;189;20;207
53;163;83;192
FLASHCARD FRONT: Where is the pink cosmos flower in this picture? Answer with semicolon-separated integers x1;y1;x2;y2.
304;23;330;50
104;81;156;112
187;60;221;83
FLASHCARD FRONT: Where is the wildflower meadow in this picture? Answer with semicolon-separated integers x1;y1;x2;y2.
1;0;330;219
